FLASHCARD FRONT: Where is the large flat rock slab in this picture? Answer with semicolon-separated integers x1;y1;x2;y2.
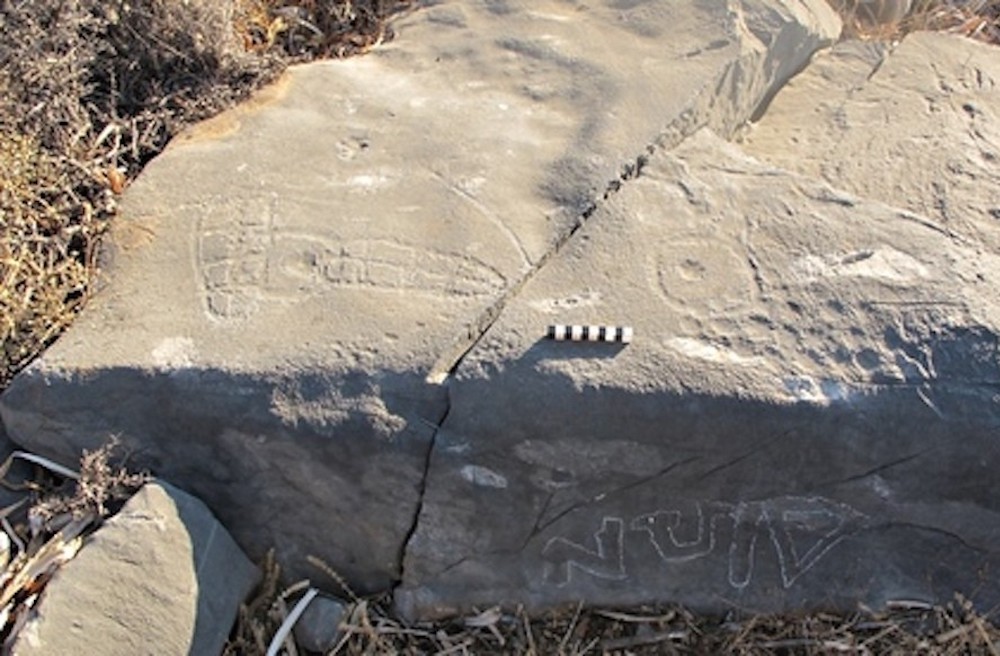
397;129;1000;619
0;1;840;590
742;32;1000;250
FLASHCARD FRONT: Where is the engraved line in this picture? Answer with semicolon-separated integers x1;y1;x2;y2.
542;517;627;587
431;171;533;269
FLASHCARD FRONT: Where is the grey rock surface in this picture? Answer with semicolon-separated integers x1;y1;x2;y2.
742;32;1000;250
293;594;348;654
12;481;258;656
0;0;839;590
397;129;1000;619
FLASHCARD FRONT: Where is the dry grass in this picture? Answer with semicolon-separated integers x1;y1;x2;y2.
226;573;1000;655
0;440;148;648
1;0;994;386
0;0;411;387
0;0;262;386
832;0;1000;42
27;437;148;525
910;0;1000;42
0;129;95;377
234;0;416;57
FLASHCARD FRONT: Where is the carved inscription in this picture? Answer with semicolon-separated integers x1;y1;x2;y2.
653;240;757;312
631;500;725;563
193;198;507;320
543;496;864;589
543;518;627;586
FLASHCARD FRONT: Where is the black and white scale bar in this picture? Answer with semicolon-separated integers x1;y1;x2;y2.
547;325;633;344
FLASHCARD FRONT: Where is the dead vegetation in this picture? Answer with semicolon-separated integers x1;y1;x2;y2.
235;0;416;57
2;0;1000;654
910;0;1000;42
0;0;413;387
228;568;1000;655
0;440;148;649
831;0;1000;42
2;1;994;386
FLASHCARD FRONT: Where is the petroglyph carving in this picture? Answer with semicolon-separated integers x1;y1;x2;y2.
790;248;929;285
269;235;507;296
193;198;507;320
768;498;864;588
542;517;627;587
544;496;864;589
430;170;532;268
194;197;275;320
631;501;726;563
653;240;756;312
728;502;765;589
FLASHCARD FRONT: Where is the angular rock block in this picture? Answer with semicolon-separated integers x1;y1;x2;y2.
13;482;258;656
743;32;1000;251
397;130;1000;619
0;0;839;589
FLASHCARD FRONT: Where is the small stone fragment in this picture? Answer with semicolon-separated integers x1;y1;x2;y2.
11;481;259;656
292;594;348;654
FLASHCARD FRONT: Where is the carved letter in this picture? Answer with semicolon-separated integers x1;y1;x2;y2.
727;497;865;589
542;517;627;586
765;497;865;588
631;502;730;563
728;502;767;589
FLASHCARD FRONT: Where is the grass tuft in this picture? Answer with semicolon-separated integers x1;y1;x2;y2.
0;439;148;648
830;0;1000;42
220;591;1000;654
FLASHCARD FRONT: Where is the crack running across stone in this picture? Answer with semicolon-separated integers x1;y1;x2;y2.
393;389;451;586
425;31;837;383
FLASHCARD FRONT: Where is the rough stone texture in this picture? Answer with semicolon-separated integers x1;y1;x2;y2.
397;129;1000;619
13;481;258;656
0;0;840;589
742;32;1000;251
293;594;348;654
